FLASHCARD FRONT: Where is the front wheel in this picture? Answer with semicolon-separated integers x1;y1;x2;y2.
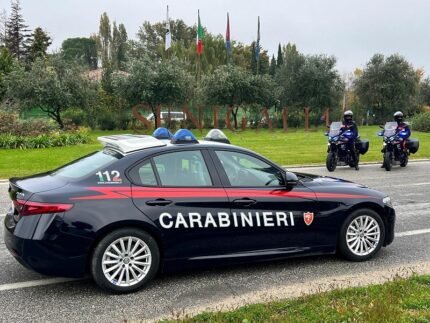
326;152;337;172
338;209;385;261
91;228;160;294
383;152;392;171
400;153;408;167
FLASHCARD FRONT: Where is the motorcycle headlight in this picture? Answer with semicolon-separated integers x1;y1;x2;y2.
383;196;393;208
383;142;387;146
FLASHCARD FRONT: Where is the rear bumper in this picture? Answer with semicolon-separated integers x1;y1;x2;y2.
4;213;90;278
384;206;396;246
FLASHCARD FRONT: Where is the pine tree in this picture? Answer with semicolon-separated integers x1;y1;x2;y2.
269;54;276;76
27;27;51;62
117;23;128;69
5;0;30;60
277;43;283;67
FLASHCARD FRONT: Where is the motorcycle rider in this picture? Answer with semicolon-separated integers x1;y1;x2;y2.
381;111;411;168
340;110;359;167
393;111;411;146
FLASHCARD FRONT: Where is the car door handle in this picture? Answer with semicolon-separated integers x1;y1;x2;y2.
232;198;257;207
145;199;172;206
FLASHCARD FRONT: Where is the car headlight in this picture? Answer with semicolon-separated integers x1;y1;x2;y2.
383;196;393;207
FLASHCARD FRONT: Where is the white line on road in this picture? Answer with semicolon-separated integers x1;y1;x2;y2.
0;277;84;292
395;228;430;238
0;228;427;292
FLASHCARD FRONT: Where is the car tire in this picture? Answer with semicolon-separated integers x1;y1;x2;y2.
91;228;160;294
338;209;385;262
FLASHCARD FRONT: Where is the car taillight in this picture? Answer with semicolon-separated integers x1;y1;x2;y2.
13;199;73;216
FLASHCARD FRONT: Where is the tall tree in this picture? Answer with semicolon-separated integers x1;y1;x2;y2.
111;22;128;70
5;0;30;60
0;47;15;100
269;54;276;76
276;43;283;67
99;12;111;67
62;37;98;69
27;27;51;63
354;54;420;121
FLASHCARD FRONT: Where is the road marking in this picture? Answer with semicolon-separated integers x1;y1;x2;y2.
405;182;430;186
0;277;84;292
395;228;430;238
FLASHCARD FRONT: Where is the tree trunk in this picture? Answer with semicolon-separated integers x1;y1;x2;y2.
232;106;239;129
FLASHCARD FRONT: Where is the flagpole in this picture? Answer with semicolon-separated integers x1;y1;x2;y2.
256;16;260;75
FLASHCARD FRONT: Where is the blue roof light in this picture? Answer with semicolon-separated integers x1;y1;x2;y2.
171;129;199;144
152;127;173;140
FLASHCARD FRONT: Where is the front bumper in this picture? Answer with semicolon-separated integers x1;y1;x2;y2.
383;205;396;246
4;213;90;278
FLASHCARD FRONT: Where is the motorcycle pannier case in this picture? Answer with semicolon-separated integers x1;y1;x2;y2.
407;138;419;154
356;139;369;155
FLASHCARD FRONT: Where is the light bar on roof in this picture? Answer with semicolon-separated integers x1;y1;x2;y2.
98;134;166;154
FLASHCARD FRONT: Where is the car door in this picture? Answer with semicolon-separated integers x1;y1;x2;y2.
210;149;320;255
128;149;232;260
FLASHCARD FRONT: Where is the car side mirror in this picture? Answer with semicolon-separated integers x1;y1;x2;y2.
284;171;299;189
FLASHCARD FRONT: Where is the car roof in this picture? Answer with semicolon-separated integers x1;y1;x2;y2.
98;134;241;156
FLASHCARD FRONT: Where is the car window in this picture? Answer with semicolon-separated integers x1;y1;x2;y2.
129;160;158;186
215;150;283;187
153;150;212;187
51;150;122;180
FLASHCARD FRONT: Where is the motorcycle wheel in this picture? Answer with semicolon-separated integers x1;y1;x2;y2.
383;152;392;171
326;152;337;172
355;153;360;171
400;153;408;167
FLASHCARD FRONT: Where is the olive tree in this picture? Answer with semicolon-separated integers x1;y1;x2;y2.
5;56;95;128
114;57;194;127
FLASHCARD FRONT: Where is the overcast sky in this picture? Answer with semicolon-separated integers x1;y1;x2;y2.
4;0;430;75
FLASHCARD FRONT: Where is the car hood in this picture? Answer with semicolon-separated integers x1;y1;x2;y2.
295;172;366;187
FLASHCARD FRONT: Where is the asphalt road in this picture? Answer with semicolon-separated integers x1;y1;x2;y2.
0;161;430;322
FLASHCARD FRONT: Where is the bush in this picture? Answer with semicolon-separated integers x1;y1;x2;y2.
0;129;91;149
98;115;117;130
62;108;86;127
410;112;430;132
0;111;58;136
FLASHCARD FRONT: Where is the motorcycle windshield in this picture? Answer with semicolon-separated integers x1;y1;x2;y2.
329;122;342;136
384;122;397;137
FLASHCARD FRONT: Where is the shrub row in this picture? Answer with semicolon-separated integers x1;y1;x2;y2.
0;131;91;149
0;111;59;136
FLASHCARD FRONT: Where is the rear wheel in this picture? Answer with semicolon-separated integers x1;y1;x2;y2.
91;228;160;294
383;152;392;171
326;152;337;172
338;209;385;261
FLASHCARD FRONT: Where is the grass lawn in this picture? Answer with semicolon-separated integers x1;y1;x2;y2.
0;126;429;178
169;275;430;322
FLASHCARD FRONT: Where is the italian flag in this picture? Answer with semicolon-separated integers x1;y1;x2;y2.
197;10;203;55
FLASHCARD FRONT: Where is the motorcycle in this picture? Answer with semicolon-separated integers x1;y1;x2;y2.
325;122;369;172
378;122;419;171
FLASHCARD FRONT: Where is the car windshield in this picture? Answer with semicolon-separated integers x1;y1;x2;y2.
384;122;398;137
50;149;122;180
329;122;342;136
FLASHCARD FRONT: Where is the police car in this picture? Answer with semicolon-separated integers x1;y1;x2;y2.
4;128;395;293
